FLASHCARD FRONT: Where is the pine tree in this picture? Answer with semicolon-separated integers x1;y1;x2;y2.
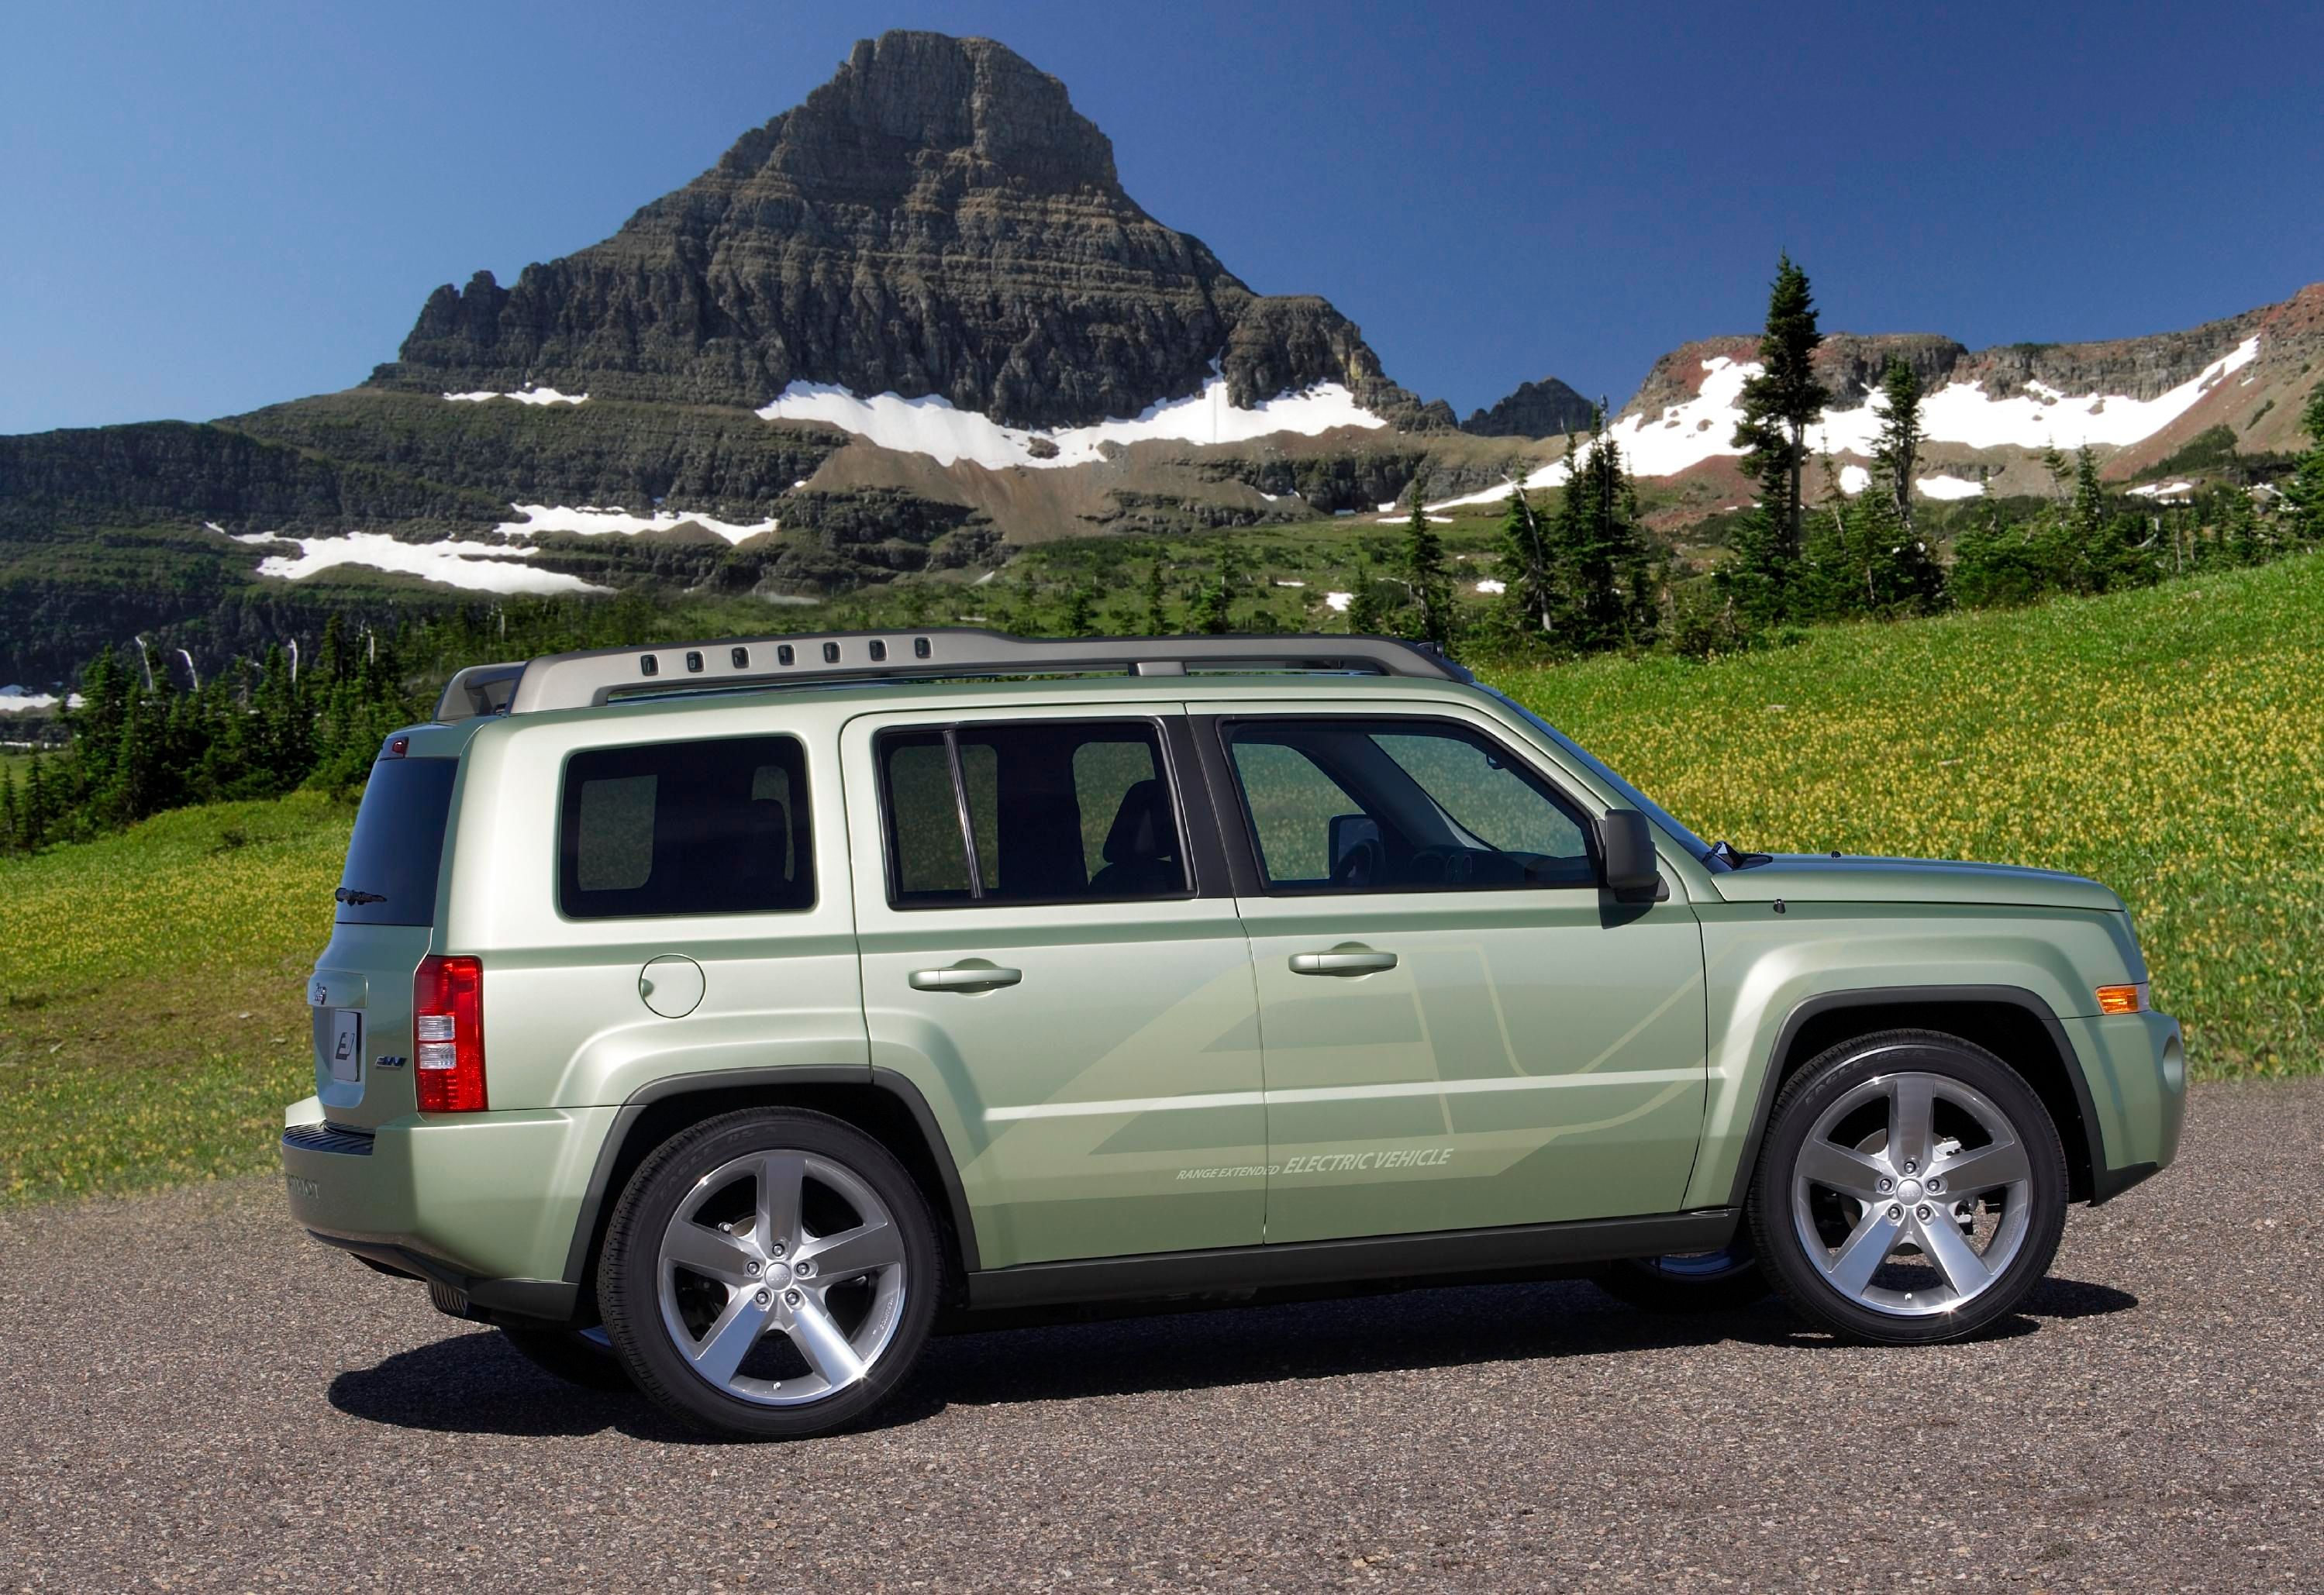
0;763;16;853
22;753;47;850
1872;356;1923;537
1726;254;1829;624
1497;477;1557;637
2222;482;2265;567
1143;562;1170;636
1401;477;1454;653
1190;563;1235;635
2040;443;2072;505
1060;584;1097;638
1346;554;1388;634
1556;406;1653;649
2284;384;2324;546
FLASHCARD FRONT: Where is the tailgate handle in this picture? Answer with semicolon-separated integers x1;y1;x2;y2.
1289;948;1398;977
909;964;1023;994
308;972;370;1009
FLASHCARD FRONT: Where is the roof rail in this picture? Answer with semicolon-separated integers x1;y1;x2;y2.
447;629;1471;719
436;661;526;722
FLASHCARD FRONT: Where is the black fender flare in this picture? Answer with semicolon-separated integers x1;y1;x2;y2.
560;1066;981;1288
1722;984;2116;1210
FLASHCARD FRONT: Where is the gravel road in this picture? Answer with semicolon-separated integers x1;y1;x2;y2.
2;1080;2319;1592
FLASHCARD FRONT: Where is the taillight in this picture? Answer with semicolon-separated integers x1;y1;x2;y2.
413;955;486;1111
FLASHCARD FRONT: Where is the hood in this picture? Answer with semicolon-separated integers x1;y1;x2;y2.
1709;855;2126;915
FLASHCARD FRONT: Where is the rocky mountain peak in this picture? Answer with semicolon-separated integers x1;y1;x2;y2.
709;33;1122;196
1460;375;1594;439
371;32;1439;431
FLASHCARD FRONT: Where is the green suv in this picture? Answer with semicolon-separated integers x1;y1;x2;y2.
281;629;2184;1438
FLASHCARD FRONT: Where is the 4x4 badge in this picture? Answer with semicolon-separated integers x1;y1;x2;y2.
374;1054;407;1070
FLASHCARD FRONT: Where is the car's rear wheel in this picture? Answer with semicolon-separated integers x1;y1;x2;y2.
599;1108;940;1439
1588;1238;1769;1314
1748;1030;2067;1344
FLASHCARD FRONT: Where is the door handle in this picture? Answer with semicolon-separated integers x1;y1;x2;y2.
1289;948;1398;977
909;964;1023;993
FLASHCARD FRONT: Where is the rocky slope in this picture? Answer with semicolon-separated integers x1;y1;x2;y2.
372;33;1443;432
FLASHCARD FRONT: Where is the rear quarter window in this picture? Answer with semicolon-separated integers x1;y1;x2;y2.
336;756;458;926
558;735;814;919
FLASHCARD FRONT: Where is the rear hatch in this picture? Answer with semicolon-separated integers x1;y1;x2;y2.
309;752;458;1132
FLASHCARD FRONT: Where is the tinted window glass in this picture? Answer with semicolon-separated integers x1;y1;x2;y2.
1226;719;1596;893
881;733;974;901
336;756;457;925
880;722;1187;907
559;736;812;918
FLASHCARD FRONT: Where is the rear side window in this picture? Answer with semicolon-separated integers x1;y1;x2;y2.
878;721;1188;908
336;756;458;925
559;736;813;918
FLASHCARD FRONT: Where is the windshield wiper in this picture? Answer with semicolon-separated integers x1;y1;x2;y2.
334;887;387;906
1708;839;1774;870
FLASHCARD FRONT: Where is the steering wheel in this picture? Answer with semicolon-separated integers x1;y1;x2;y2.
1406;846;1474;886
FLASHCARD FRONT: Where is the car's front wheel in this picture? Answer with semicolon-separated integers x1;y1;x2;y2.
1748;1030;2067;1344
598;1108;941;1439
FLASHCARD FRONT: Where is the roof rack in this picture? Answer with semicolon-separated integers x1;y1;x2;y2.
434;629;1471;721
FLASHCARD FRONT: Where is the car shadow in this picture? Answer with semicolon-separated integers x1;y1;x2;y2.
329;1274;2135;1441
888;1273;2137;1417
329;1332;695;1442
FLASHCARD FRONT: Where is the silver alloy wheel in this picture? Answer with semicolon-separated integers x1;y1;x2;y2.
1789;1070;2033;1318
655;1149;909;1407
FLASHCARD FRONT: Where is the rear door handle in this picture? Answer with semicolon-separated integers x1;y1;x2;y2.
1289;948;1398;977
909;964;1023;993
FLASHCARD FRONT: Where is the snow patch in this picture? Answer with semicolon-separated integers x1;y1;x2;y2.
758;377;1383;472
0;691;72;714
1474;579;1507;595
445;386;589;406
497;504;781;546
235;532;608;595
1324;591;1353;613
1837;464;1871;496
1915;475;1985;501
2129;480;2197;500
1427;337;2264;510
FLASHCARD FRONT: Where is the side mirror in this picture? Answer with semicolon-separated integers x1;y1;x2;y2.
1328;813;1381;873
1600;808;1662;901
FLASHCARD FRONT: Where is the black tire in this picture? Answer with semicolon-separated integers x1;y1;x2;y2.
501;1325;633;1391
1588;1238;1770;1314
1747;1029;2067;1345
598;1108;942;1440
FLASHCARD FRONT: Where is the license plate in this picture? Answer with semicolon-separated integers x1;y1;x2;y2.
328;1010;363;1083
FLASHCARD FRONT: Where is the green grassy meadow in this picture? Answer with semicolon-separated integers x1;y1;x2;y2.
3;554;2319;1207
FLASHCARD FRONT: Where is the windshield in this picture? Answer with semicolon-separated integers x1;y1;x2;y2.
335;756;457;925
1481;688;1715;863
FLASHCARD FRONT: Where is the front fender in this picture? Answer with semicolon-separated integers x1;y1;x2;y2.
1681;902;2129;1211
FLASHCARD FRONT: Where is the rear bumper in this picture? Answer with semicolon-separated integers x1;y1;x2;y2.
279;1095;616;1322
2060;1010;2186;1203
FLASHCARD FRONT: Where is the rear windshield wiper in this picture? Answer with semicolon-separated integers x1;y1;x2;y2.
334;887;388;906
1707;839;1774;870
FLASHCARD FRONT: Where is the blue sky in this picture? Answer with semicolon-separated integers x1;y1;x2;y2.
4;1;2319;436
